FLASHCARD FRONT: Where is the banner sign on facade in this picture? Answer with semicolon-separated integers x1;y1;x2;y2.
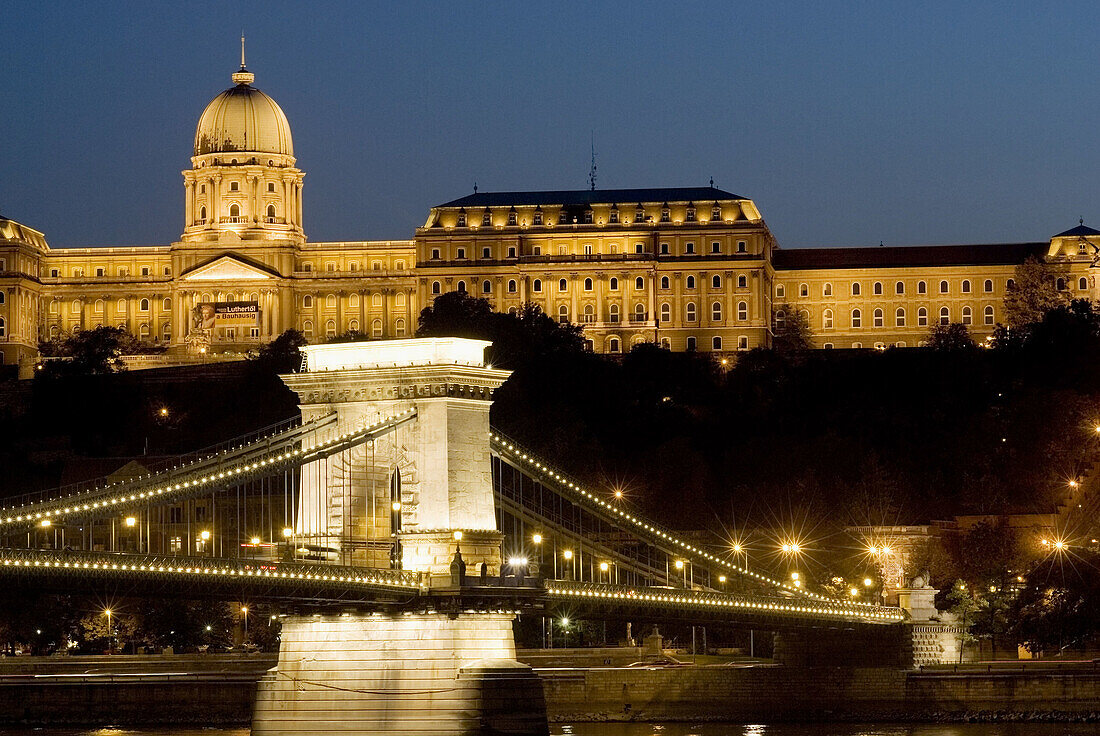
192;301;259;330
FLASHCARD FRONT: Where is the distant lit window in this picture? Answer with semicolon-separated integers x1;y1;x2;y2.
738;301;748;321
851;308;861;328
984;305;994;325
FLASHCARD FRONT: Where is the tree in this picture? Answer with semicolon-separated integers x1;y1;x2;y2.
926;322;976;352
945;580;979;662
1012;551;1100;657
1003;257;1069;329
772;303;813;353
325;330;371;344
253;329;309;374
416;291;494;340
37;326;163;377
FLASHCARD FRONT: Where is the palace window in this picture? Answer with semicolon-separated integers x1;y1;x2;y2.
508;247;517;258
918;307;928;326
92;298;100;312
457;248;466;259
230;181;239;191
559;278;568;292
737;241;747;253
851;308;861;328
686;206;696;222
661;276;670;289
962;280;971;294
302;320;313;338
229;203;240;217
738;301;748;321
139;298;149;311
738;336;749;350
634;303;646;321
583;210;593;224
609;304;620;323
584;243;593;255
609;337;621;353
372;319;383;337
349;293;359;307
162;298;171;311
823;283;832;297
162;323;171;341
457;281;466;293
96;267;105;277
685;242;695;254
939;280;949;294
776;284;785;298
431;282;441;295
686;275;696;289
939;306;950;325
851;282;860;296
117;299;125;313
686;336;696;350
823;309;833;329
558;210;569;225
738;274;747;288
711;241;721;253
268;182;275;192
635;277;644;290
431;249;440;260
896;281;905;295
713;205;723;220
962;306;972;325
712;301;722;321
533;246;541;255
686;303;697;322
660;303;671;322
508;210;518;226
325;293;336;308
508;279;517;293
873;282;882;295
482;210;492;226
50;269;59;277
533;279;542;293
775;310;786;330
896;308;906;327
712;336;722;350
396;319;406;335
660;337;671;349
660;207;670;222
140;324;150;338
984;305;995;325
482;247;491;259
800;282;808;297
532;211;542;225
456;211;467;227
558;305;569;323
1007;278;1015;290
873;308;883;327
713;275;722;289
482;279;492;294
660;242;669;254
609;208;619;223
985;279;994;293
1057;277;1066;291
917;280;927;294
200;184;206;194
584;278;593;291
609;277;618;290
164;266;171;275
1080;277;1088;290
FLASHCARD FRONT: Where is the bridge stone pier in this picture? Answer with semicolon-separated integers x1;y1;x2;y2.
252;337;549;736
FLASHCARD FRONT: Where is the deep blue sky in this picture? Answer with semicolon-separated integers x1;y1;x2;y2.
3;1;1099;248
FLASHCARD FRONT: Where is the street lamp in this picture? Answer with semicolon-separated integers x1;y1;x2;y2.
104;609;113;654
241;606;249;644
200;529;211;556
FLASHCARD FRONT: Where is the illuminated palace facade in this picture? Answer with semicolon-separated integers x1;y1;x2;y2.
2;63;1099;370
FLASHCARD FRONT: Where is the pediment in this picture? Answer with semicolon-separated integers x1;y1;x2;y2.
180;255;277;281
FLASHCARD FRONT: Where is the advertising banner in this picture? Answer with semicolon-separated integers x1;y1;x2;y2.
192;301;259;330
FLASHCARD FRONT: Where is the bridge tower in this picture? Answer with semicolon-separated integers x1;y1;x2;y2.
252;337;548;736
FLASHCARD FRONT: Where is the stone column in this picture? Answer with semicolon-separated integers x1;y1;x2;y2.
381;290;390;337
184;181;194;228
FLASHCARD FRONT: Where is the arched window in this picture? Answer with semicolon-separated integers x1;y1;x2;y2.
325;320;336;337
851;308;862;328
918;307;928;326
508;279;517;293
634;303;646;321
395;318;406;335
162;297;171;311
1007;278;1015;290
738;275;747;288
1080;277;1088;290
49;301;58;314
823;309;833;329
532;279;542;293
661;337;671;349
660;276;670;289
199;206;207;221
712;301;722;321
984;305;995;325
738;301;748;321
962;280;971;294
431;282;441;295
609;277;618;291
775;310;786;330
852;283;861;296
873;308;883;327
660;303;671;322
372;293;383;307
823;283;832;297
139;298;149;311
686;336;697;350
583;304;595;322
349;293;360;308
686;303;697;322
72;300;81;314
584;278;593;291
985;279;994;293
799;282;808;297
609;304;620;323
873;282;882;295
714;275;723;289
303;295;313;308
558;278;568;292
94;299;103;313
161;323;171;342
229;203;240;217
558;305;569;323
776;284;785;298
371;319;383;337
0;317;6;337
349;319;359;332
939;306;950;325
266;204;276;220
608;337;621;354
687;275;696;289
939;280;949;294
117;299;126;313
635;277;644;290
895;307;906;327
482;279;492;294
712;336;722;350
326;294;337;308
961;306;972;325
1057;277;1066;291
917;280;927;294
895;281;905;295
457;281;466;293
139;323;150;338
302;320;314;338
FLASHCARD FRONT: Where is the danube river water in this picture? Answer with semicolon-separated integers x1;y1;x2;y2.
0;725;1098;736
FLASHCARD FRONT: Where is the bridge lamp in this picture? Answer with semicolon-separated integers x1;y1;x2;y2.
124;517;136;528
531;533;542;545
863;577;873;587
790;572;800;581
849;587;859;597
599;561;609;572
159;407;169;417
282;528;293;538
1054;540;1066;551
562;549;573;560
452;531;463;542
508;556;528;567
613;489;623;499
674;559;684;570
39;519;51;528
205;625;212;632
200;530;211;541
391;501;402;512
560;617;569;627
250;537;261;546
882;546;892;555
718;574;727;584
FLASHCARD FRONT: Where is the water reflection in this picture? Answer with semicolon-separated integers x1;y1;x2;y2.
0;726;1091;736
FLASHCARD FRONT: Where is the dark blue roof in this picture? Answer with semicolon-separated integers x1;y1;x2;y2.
436;187;744;208
1054;223;1100;238
774;242;1048;270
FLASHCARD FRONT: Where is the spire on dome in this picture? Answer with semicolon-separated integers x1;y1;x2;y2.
231;34;255;85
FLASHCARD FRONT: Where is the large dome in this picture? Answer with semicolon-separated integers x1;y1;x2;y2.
193;68;293;157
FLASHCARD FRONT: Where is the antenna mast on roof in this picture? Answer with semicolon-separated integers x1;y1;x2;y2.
588;133;597;191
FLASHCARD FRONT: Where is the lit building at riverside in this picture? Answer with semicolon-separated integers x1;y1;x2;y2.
2;62;1099;370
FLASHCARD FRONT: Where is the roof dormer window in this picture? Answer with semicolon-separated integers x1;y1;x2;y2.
533;209;543;226
507;209;517;226
456;210;466;227
558;210;569;225
609;206;619;223
635;206;645;222
482;210;491;226
660;206;670;222
583;210;593;224
712;204;722;220
685;204;696;222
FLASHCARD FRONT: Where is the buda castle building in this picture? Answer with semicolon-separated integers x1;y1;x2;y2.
1;62;1097;372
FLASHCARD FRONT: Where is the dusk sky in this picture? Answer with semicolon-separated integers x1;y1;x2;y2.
4;1;1100;249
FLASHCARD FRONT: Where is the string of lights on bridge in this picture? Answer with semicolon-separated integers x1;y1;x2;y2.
2;410;416;529
490;432;892;617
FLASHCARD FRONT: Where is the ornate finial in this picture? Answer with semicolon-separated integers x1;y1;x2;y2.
588;133;597;191
232;33;255;85
473;182;478;194
709;176;714;188
1081;217;1085;226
